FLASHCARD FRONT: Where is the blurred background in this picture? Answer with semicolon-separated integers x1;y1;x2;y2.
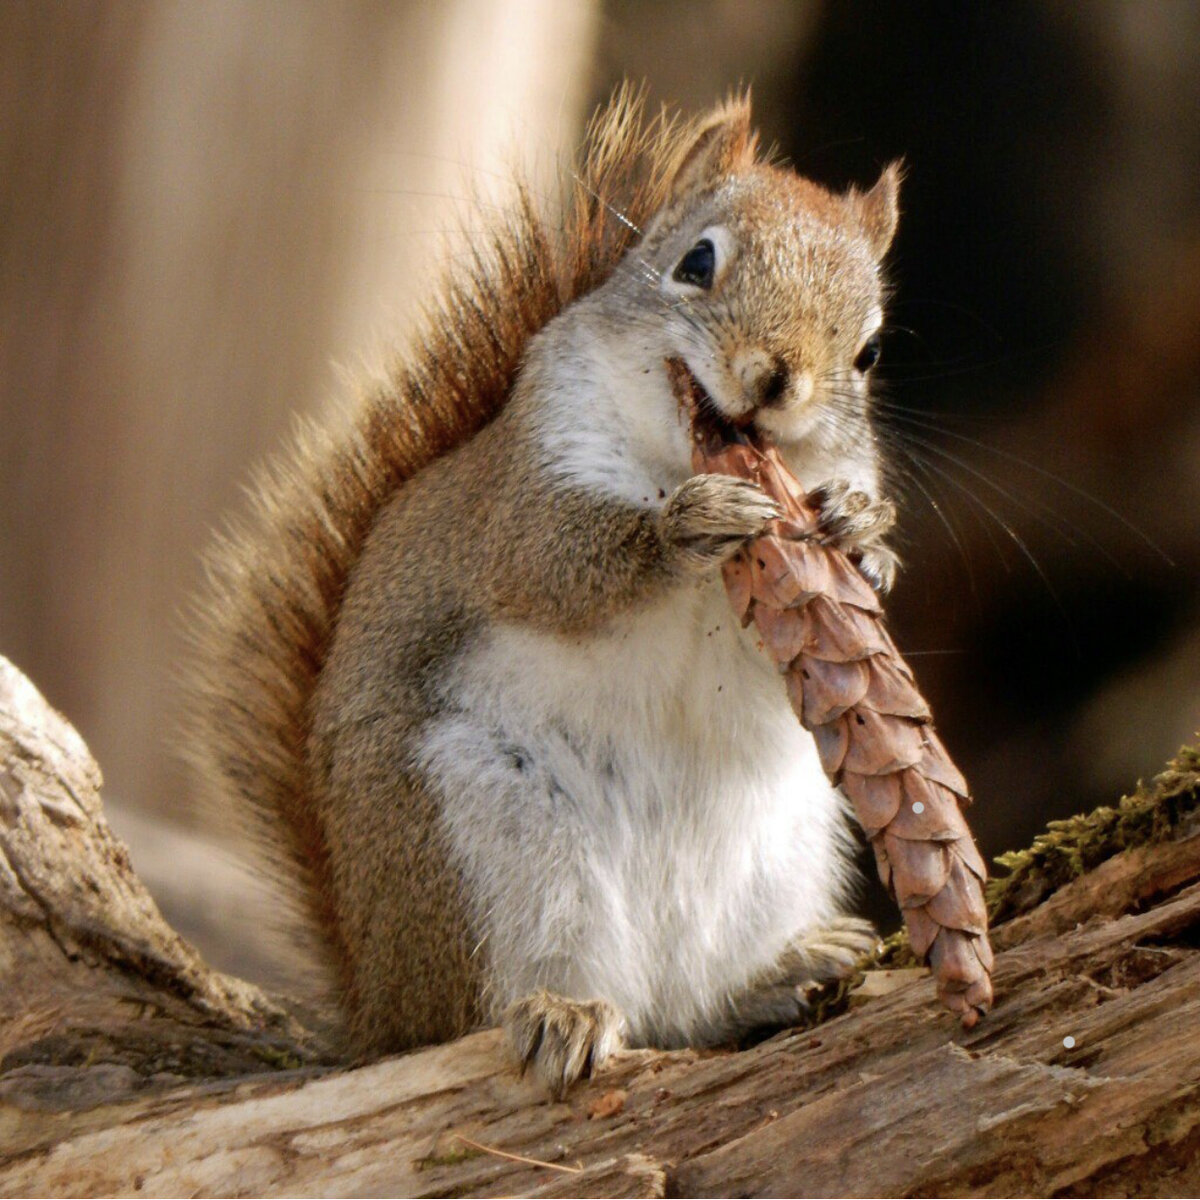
3;0;1198;981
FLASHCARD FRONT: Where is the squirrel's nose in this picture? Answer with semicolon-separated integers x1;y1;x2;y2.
758;357;790;408
734;350;792;410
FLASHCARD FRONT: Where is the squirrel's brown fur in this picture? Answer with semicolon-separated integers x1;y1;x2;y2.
184;87;748;1023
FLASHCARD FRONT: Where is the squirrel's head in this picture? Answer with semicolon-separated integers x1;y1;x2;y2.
627;99;901;449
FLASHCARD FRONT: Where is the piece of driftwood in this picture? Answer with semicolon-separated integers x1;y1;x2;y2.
2;668;1199;1197
673;358;992;1027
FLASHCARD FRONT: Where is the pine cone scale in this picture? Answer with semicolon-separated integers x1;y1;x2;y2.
749;537;827;609
920;731;971;798
813;716;850;776
954;830;990;883
886;773;969;840
903;902;942;958
841;708;925;775
839;771;903;836
883;832;952;904
721;557;754;626
804;595;878;661
861;655;931;720
754;604;812;666
798;656;871;725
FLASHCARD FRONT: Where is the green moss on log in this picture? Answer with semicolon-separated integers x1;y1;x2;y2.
986;741;1199;925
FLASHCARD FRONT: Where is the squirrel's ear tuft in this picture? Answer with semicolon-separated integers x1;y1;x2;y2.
852;160;903;259
667;97;758;203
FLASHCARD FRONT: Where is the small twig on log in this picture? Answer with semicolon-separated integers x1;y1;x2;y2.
453;1135;584;1175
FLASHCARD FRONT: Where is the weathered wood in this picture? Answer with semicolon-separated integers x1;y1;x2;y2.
1;655;1198;1197
0;656;317;1108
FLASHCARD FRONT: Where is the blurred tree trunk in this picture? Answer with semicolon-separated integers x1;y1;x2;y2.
0;0;597;854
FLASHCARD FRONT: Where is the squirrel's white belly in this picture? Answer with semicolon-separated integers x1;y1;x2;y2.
419;577;854;1046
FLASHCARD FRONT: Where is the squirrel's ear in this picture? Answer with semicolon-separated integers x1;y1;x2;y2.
852;161;903;259
667;99;758;203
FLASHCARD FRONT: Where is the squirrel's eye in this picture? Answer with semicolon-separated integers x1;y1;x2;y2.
673;239;716;289
854;332;882;373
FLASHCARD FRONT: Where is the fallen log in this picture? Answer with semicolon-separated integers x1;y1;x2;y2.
1;655;1197;1198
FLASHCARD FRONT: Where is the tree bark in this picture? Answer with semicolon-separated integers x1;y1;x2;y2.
1;654;1197;1198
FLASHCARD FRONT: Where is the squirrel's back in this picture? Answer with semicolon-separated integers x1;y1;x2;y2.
184;89;727;1013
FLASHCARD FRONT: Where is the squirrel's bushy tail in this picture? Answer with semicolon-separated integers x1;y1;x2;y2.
184;87;722;1005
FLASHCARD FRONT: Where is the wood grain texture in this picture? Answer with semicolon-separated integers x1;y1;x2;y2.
2;671;1199;1197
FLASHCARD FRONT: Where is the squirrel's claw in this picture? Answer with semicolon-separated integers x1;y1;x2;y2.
503;990;625;1101
808;480;899;592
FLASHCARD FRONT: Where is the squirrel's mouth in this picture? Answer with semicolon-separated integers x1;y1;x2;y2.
665;357;764;457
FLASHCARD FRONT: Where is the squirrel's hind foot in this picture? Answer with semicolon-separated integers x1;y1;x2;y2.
808;480;899;592
719;915;881;1045
504;990;625;1101
777;914;881;981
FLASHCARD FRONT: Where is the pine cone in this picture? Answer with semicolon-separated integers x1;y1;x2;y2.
668;358;993;1028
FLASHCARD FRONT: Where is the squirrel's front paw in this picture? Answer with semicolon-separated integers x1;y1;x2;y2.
808;479;899;592
504;990;625;1100
661;474;782;572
